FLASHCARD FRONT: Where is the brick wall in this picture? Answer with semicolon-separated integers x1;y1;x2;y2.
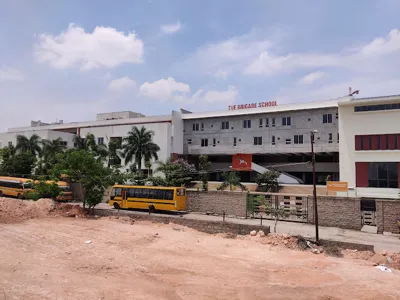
307;196;362;230
94;208;270;235
186;190;247;217
376;200;400;233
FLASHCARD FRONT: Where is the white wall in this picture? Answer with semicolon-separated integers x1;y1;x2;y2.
171;110;184;154
339;96;400;198
80;122;172;172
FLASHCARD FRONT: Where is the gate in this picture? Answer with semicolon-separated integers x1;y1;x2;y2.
360;199;377;226
247;193;308;223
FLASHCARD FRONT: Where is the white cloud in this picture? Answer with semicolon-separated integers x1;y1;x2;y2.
176;31;271;79
160;21;182;34
35;24;144;70
108;77;137;92
139;77;190;101
0;67;24;82
298;71;327;85
193;86;238;103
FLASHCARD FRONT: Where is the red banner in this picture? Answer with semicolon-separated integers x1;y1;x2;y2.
232;154;252;171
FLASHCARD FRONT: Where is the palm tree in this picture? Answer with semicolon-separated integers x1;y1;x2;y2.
41;138;67;158
218;171;247;191
15;134;41;156
98;139;122;167
122;126;160;171
73;133;97;151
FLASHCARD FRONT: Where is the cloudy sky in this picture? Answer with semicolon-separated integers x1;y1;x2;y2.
1;0;400;130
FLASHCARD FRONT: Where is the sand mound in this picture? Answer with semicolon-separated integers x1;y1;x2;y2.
0;197;55;223
53;203;86;218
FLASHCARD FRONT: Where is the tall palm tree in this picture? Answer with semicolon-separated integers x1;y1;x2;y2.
41;138;67;159
15;134;41;156
122;126;160;171
73;133;97;151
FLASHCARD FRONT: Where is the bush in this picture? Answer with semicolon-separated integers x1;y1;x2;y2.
25;191;41;201
34;180;62;200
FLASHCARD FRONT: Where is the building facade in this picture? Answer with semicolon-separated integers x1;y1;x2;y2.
182;100;340;184
338;95;400;199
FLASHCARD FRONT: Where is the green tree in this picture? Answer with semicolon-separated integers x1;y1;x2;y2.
122;126;160;171
52;149;115;210
0;151;36;176
37;138;67;175
73;133;97;151
100;139;122;168
217;171;247;191
198;155;211;191
156;158;196;187
255;170;280;192
31;179;62;200
15;134;42;156
254;195;288;233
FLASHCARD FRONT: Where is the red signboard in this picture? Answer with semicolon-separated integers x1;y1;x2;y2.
232;154;252;171
228;101;277;111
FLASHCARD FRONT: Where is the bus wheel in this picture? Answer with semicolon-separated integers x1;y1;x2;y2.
113;202;120;209
149;205;155;214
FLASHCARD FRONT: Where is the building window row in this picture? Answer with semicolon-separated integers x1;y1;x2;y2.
323;113;332;124
193;123;204;131
355;103;400;112
355;134;400;151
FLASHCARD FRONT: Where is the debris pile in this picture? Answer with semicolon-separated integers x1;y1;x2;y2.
0;197;55;223
52;203;86;218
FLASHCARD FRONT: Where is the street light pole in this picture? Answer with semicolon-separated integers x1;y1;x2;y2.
311;130;319;244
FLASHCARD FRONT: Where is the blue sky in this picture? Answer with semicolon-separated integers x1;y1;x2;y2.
1;0;400;130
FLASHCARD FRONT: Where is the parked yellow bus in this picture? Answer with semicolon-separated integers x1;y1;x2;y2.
109;185;186;212
47;181;73;202
0;176;33;198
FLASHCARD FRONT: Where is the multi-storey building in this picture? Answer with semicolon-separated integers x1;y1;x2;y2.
182;100;340;184
338;94;400;199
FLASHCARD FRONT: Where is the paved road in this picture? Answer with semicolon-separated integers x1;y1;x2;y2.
93;203;400;252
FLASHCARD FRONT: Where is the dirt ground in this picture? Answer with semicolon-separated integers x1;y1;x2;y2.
0;199;400;300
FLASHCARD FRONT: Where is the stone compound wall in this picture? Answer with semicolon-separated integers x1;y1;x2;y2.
307;197;362;231
186;190;247;218
94;208;270;235
376;200;400;233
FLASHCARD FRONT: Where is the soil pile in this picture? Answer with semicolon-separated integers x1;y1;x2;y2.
0;197;55;223
53;203;86;218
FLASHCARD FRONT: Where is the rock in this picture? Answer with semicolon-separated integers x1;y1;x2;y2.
387;257;393;264
369;253;387;265
283;240;288;245
250;230;257;236
381;250;388;256
312;249;320;254
258;230;265;237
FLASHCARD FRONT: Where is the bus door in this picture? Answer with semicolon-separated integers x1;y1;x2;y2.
122;188;128;208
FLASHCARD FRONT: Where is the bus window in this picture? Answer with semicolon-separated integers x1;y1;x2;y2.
111;187;122;199
176;189;185;196
127;188;135;198
165;190;173;200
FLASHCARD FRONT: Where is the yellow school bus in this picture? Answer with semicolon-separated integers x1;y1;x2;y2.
49;181;73;202
109;185;186;212
0;176;33;198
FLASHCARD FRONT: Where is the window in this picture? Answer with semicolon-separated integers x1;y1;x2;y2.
253;136;262;145
111;187;122;199
385;135;389;150
213;138;216;147
282;116;291;126
323;114;333;124
265;118;269;127
294;135;303;144
272;136;276;145
192;123;202;131
187;138;192;145
285;139;292;145
233;137;237;147
328;133;333;143
8;141;12;147
201;139;208;147
243;120;251;128
60;141;68;147
259;118;263;128
109;155;121;166
360;136;364;150
337;133;339;143
97;137;104;145
272;118;276;127
395;135;399;149
355;103;400;112
377;135;381;149
368;162;398;188
221;121;229;130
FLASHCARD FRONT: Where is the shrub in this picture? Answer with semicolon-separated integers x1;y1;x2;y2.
25;191;41;201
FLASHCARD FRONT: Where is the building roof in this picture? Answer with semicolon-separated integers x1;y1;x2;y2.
7;114;172;133
339;94;400;106
182;99;340;120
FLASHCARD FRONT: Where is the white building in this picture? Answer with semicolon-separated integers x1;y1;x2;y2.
338;95;400;199
0;111;184;173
